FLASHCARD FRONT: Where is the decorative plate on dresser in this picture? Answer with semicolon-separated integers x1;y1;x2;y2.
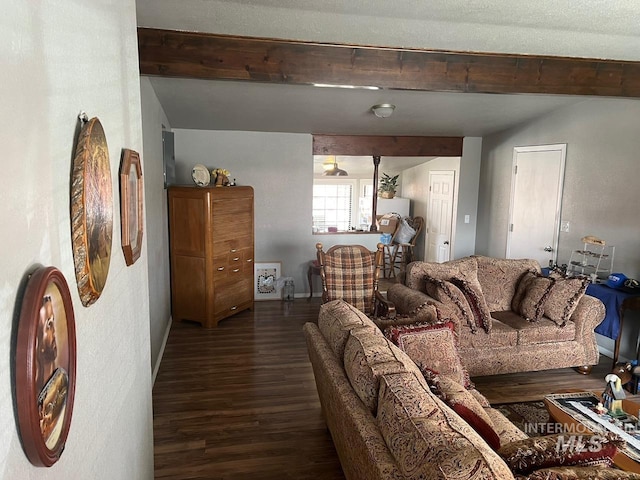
191;164;210;187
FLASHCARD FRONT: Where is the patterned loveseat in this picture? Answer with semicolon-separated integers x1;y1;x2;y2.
304;300;629;480
387;255;606;376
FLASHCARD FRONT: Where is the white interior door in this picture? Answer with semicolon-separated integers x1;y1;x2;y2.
426;171;455;263
507;144;566;265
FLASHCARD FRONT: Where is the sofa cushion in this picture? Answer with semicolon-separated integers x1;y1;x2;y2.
318;299;379;358
424;276;476;330
431;375;501;450
498;433;621;475
405;257;492;333
474;256;541;312
519;466;640;479
385;322;473;388
545;270;590;326
512;272;555;322
343;328;428;415
458;319;519;349
492;311;576;345
377;372;514;480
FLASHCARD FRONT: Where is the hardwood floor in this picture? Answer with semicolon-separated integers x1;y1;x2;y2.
153;299;344;479
153;298;618;479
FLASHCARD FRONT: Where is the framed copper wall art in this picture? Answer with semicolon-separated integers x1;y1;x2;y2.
70;116;113;306
15;266;77;467
119;149;144;266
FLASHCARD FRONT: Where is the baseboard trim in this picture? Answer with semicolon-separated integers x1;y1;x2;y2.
153;317;172;386
597;345;631;364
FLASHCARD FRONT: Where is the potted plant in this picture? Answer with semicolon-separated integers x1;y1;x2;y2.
378;173;399;198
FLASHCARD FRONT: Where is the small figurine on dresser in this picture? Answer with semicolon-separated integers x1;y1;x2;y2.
211;168;231;187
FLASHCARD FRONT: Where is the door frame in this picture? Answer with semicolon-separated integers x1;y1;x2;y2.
505;143;567;263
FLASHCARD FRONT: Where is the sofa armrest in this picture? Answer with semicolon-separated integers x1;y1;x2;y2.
570;294;606;338
386;283;460;329
387;283;435;315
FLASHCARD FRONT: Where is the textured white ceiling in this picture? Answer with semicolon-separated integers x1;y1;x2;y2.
137;0;640;60
137;0;640;135
150;77;585;136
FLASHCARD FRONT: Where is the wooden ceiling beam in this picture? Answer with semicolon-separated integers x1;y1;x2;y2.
138;27;640;98
312;135;462;157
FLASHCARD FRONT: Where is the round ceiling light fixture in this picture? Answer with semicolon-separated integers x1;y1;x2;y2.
371;103;396;118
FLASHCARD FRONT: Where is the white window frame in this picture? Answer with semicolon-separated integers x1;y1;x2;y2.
312;178;358;233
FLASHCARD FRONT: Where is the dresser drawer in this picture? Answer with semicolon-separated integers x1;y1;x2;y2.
211;219;253;242
212;197;252;216
213;278;253;316
212;256;246;279
213;235;253;254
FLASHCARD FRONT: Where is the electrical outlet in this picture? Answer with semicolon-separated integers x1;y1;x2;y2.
560;221;570;232
464;215;470;224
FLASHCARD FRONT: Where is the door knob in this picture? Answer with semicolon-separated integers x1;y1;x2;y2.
543;246;553;252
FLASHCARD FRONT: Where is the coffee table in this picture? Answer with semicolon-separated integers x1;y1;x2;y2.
544;391;640;473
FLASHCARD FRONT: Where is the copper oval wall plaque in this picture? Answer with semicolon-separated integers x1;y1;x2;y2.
15;266;77;466
70;117;113;306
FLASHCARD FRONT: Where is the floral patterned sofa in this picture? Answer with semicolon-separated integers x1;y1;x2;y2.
386;255;606;376
304;300;631;480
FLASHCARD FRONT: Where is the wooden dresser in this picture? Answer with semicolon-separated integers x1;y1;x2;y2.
168;185;254;327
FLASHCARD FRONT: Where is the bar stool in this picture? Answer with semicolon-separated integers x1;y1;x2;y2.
389;217;424;277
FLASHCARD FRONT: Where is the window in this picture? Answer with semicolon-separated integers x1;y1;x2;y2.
358;180;374;228
312;180;355;232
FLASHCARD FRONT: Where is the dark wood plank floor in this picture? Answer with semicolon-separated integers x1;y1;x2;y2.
153;298;618;479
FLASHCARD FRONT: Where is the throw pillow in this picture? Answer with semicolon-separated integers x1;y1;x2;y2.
511;269;540;311
498;433;623;475
512;272;555;322
545;269;590;326
520;465;640;479
430;375;501;450
450;276;493;333
424;276;476;332
385;322;473;388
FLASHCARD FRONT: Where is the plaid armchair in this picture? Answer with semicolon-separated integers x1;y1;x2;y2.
315;243;395;319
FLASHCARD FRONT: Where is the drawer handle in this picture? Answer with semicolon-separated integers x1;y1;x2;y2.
230;305;238;311
246;258;253;263
232;257;240;261
217;267;225;271
232;268;240;273
230;249;238;253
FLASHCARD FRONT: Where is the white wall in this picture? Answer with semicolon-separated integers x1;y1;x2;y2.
456;137;482;258
401;157;460;262
172;129;387;297
478;98;640;359
140;78;172;378
478;98;640;277
400;137;481;262
1;2;153;479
